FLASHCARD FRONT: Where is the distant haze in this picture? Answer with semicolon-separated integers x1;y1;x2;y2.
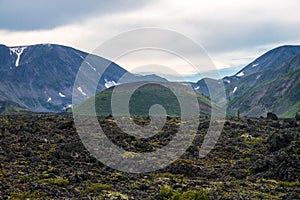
1;0;300;81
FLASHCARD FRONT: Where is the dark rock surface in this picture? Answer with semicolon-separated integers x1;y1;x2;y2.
0;114;299;199
267;112;278;120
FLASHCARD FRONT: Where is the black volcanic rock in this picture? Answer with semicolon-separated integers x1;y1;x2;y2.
0;115;299;199
295;113;300;121
267;112;278;120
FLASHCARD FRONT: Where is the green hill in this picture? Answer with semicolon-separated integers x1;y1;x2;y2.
73;83;219;117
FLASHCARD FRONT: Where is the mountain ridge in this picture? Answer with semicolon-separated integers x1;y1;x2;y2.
0;43;167;113
194;45;300;118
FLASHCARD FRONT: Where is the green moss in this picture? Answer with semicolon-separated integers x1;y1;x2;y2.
153;172;185;179
171;190;211;200
278;181;300;188
36;176;69;186
159;185;211;200
84;183;112;194
10;190;46;199
159;185;173;198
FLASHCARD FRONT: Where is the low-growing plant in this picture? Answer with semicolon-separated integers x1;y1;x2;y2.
36;176;69;186
159;185;211;200
85;183;112;194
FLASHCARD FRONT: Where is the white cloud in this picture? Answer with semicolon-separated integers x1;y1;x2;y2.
1;0;300;80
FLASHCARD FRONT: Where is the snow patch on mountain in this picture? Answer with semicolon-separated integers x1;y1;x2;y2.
77;87;87;96
224;79;231;84
79;55;97;71
104;79;119;88
47;97;52;102
236;71;245;77
232;86;237;94
256;74;262;80
252;63;259;67
194;86;200;90
9;46;27;67
63;104;72;110
58;92;66;97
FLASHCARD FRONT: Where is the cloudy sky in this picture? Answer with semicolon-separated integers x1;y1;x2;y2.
1;0;300;81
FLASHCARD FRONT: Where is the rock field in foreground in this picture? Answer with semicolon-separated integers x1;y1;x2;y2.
0;114;299;199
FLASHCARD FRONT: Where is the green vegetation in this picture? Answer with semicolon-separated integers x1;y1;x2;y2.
1;114;299;199
84;183;112;193
73;83;218;117
36;177;69;186
9;190;46;199
159;185;211;200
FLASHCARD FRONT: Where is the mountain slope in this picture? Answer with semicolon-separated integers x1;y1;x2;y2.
73;82;218;117
228;53;300;117
194;45;300;117
225;45;300;83
0;44;166;113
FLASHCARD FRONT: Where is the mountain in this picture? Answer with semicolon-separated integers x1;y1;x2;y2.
228;52;300;117
73;82;219;117
229;45;300;81
194;45;300;118
0;44;166;113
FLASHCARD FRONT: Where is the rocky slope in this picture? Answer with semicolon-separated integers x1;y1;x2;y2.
0;114;299;199
227;50;300;117
194;45;300;118
0;44;166;113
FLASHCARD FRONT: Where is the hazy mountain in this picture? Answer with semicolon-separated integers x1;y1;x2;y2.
194;45;300;118
0;44;166;113
228;51;300;117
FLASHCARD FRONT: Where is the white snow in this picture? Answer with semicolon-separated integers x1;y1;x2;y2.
77;87;87;96
9;46;27;67
79;55;97;71
62;104;73;110
256;74;262;80
194;86;200;90
236;71;245;77
47;97;52;102
104;79;119;88
58;92;66;97
224;79;231;84
232;86;237;94
252;63;259;67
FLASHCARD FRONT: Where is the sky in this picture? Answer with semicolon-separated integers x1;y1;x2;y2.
1;0;300;81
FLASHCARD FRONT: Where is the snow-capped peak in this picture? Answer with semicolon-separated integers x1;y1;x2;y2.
9;46;27;67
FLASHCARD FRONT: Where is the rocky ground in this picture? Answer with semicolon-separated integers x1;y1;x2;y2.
0;114;299;199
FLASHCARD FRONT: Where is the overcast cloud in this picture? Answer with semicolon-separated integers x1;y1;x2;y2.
1;0;300;81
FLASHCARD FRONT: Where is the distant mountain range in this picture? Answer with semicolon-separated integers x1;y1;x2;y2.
1;43;299;117
0;44;166;113
194;45;300;117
